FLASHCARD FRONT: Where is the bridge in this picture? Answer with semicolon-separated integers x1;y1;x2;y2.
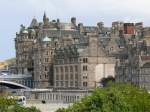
0;80;30;89
0;74;32;88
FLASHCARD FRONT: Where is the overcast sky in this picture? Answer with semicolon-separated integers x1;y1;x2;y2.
0;0;150;61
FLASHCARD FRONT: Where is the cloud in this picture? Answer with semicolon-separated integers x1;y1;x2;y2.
1;0;150;24
23;0;150;25
0;0;150;60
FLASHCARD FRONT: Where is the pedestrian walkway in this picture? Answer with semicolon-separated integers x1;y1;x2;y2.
25;103;70;112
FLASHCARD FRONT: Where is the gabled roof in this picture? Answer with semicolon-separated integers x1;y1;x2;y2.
30;18;38;27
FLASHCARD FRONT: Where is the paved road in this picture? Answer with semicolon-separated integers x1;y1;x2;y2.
25;103;70;112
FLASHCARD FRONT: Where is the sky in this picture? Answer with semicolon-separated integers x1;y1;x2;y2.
0;0;150;61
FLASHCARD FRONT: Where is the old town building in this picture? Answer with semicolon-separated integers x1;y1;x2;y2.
115;26;150;91
15;13;150;90
53;33;116;89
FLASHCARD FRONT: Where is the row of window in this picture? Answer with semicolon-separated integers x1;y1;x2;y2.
55;58;88;64
55;65;88;73
83;58;88;63
39;74;49;79
83;65;88;71
83;76;88;79
45;58;49;62
56;81;78;87
45;51;53;55
39;93;80;103
140;68;150;74
55;81;88;87
83;82;88;87
56;74;78;80
37;58;51;63
55;65;78;73
55;58;78;64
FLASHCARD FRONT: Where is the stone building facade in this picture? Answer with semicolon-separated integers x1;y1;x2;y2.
15;26;35;75
15;13;84;88
53;33;116;89
33;36;54;88
15;13;150;90
115;26;150;91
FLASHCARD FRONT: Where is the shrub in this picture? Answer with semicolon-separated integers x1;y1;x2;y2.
56;83;150;112
0;97;40;112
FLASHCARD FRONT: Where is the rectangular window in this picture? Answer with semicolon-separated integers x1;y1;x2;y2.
75;74;78;80
61;74;63;80
70;66;73;72
45;66;48;71
40;75;42;79
65;66;68;72
70;81;74;87
75;81;78;87
45;74;48;79
61;67;63;72
83;58;88;63
56;67;59;73
83;65;88;71
56;81;59;86
75;65;78;72
70;74;74;80
83;82;88;87
65;81;68;87
45;58;49;62
83;76;87;79
65;74;68;80
46;51;49;55
61;81;64;87
56;75;59;80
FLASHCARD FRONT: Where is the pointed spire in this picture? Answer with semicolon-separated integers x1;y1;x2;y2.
44;11;46;17
43;11;47;23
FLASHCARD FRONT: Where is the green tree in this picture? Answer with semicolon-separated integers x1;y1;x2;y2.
0;97;16;112
56;83;150;112
0;97;40;112
100;76;115;87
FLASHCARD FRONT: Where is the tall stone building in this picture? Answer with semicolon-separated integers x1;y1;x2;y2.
33;36;54;88
115;25;150;91
15;13;83;88
53;33;116;89
15;13;150;90
15;25;35;75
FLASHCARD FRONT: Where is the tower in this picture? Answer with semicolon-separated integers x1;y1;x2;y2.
43;12;49;25
43;12;46;23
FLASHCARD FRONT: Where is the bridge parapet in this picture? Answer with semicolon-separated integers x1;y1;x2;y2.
0;80;31;89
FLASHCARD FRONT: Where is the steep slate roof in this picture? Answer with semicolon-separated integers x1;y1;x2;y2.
30;18;39;27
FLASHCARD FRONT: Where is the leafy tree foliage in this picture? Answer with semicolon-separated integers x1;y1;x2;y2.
56;83;150;112
100;76;115;87
0;97;40;112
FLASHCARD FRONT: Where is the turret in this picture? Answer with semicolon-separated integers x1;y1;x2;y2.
43;12;47;23
56;19;61;29
71;17;76;26
97;22;104;33
43;12;49;25
71;17;76;29
78;23;84;33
